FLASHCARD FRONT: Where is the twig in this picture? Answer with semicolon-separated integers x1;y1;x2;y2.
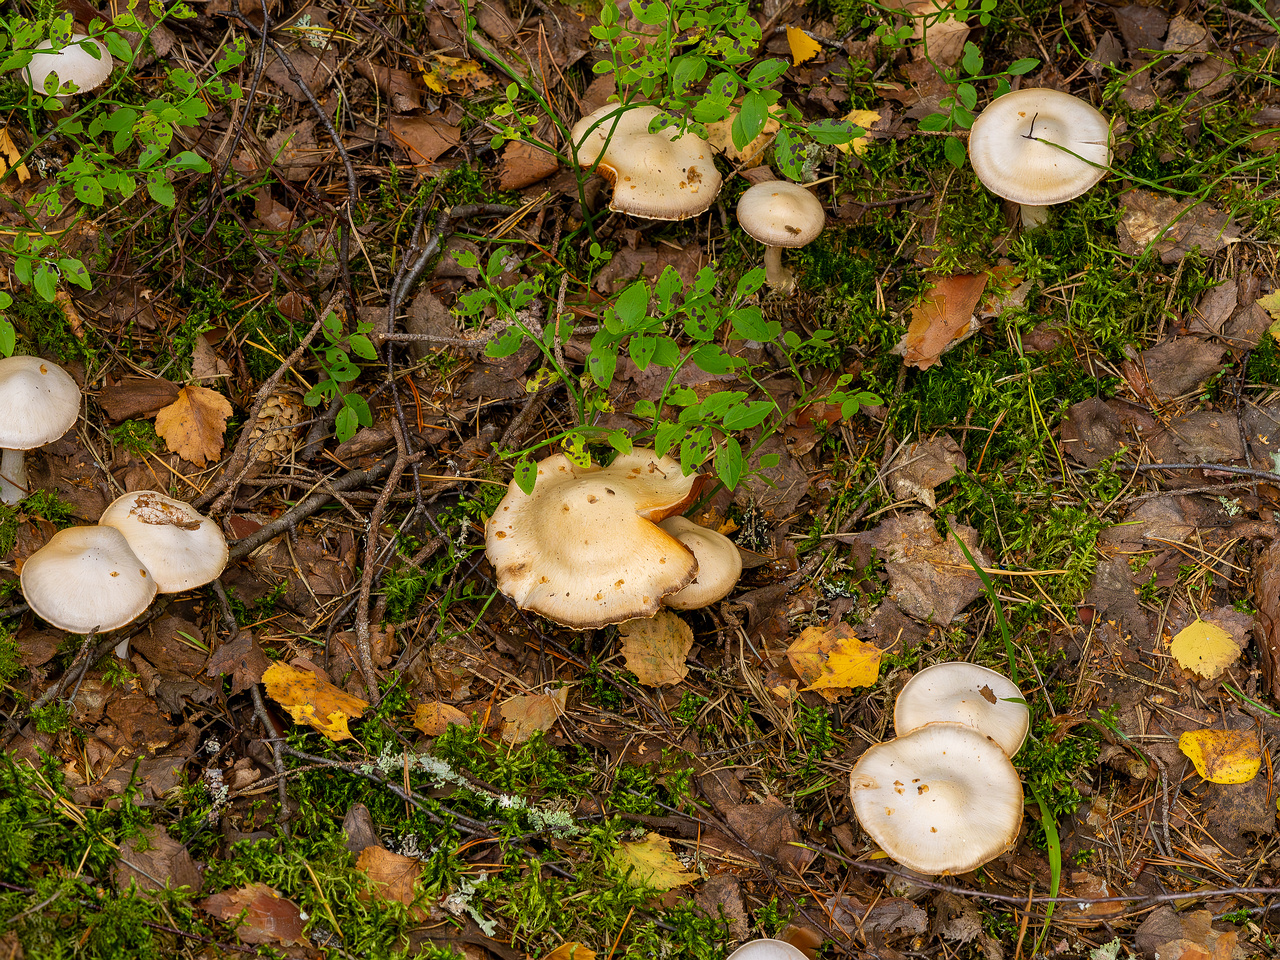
1132;462;1280;484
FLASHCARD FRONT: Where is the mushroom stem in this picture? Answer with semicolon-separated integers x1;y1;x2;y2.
1019;203;1051;230
0;448;27;505
762;245;795;293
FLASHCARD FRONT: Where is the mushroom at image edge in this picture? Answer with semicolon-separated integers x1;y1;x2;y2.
484;450;700;629
848;721;1024;876
726;941;809;960
98;490;229;594
893;661;1030;757
736;181;826;293
657;516;742;610
0;355;81;505
967;87;1111;230
26;34;113;96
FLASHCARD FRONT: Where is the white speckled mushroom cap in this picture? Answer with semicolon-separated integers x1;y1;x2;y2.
726;940;809;960
736;181;826;247
849;722;1024;875
894;661;1029;757
25;34;113;95
968;88;1111;206
570;103;722;220
484;450;700;629
98;490;229;594
658;516;742;610
0;356;80;450
21;525;157;634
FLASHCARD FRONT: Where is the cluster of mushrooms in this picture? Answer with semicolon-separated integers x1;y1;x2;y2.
849;662;1030;876
484;449;740;629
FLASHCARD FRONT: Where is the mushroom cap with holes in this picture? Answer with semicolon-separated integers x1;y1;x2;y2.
0;356;80;450
485;450;700;629
849;722;1024;875
98;491;229;594
967;88;1111;207
894;661;1030;757
726;941;809;960
25;34;113;95
570;104;722;220
736;181;826;247
658;516;742;610
21;525;157;634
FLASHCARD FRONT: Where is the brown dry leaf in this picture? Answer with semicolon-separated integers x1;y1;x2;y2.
618;610;694;686
498;140;559;190
888;435;966;509
412;701;472;736
500;687;568;743
1255;541;1280;700
1124;339;1228;404
610;833;697;890
1116;190;1240;264
786;624;882;702
206;632;270;696
725;796;815;874
154;384;234;467
390;114;462;166
202;883;307;945
191;333;232;385
112;825;201;893
357;846;430;920
884;0;969;65
544;944;597;960
262;661;369;741
828;895;927;936
892;273;988;370
1179;729;1261;785
98;377;181;422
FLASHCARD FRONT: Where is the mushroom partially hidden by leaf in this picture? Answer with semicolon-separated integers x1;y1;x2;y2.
98;490;229;594
893;661;1029;757
484;450;700;629
20;525;157;635
0;355;81;505
736;181;826;293
657;516;742;610
25;34;113;96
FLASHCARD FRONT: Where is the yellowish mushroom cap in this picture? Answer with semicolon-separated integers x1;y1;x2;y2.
658;516;742;610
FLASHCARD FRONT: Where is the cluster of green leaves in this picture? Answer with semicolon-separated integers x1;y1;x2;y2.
305;312;378;442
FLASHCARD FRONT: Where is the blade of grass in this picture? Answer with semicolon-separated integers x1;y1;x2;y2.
949;527;1018;685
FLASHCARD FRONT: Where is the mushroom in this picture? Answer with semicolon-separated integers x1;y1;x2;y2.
848;722;1024;875
484;449;700;629
0;355;81;505
25;33;113;96
98;491;229;594
569;103;722;220
894;661;1029;757
20;525;157;635
736;181;826;293
726;941;809;960
657;516;742;610
967;88;1111;230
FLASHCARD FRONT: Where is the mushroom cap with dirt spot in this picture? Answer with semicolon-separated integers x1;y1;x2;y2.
0;355;81;451
20;525;158;634
25;34;113;95
894;660;1029;757
484;450;700;629
735;180;826;248
98;490;229;594
657;515;742;610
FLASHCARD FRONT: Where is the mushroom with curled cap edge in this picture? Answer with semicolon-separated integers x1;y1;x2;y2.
26;33;112;95
893;661;1029;757
98;490;229;594
726;941;809;960
570;103;722;221
967;87;1111;230
0;355;81;505
848;721;1024;876
735;181;826;294
657;516;742;610
484;450;701;629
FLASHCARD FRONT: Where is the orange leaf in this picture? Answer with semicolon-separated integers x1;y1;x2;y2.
356;847;430;920
500;687;567;743
201;883;307;945
154;384;234;466
262;661;368;741
618;610;694;686
413;701;472;736
892;273;989;370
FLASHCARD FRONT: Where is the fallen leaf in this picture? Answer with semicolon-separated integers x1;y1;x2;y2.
498;140;559;190
500;687;568;743
206;632;271;696
828;894;927;936
545;944;597;960
112;825;201;893
724;796;815;874
834;108;882;156
1180;730;1261;785
887;435;966;509
1169;618;1242;679
618;609;694;686
786;624;882;701
705;102;783;167
202;884;307;946
1123;339;1228;404
1116;190;1240;264
786;25;822;65
98;377;181;422
892;273;988;370
0;126;30;185
611;833;697;890
262;661;369;741
357;846;430;920
412;701;472;736
154;384;233;467
1258;290;1280;321
390;114;462;166
421;56;494;95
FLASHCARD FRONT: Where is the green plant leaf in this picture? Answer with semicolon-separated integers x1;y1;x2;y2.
608;430;633;456
918;112;949;132
730;306;780;343
722;400;774;431
613;280;651;331
73;177;104;205
715;437;744;490
630;334;657;370
732;90;768;150
961;41;983;75
772;127;804;180
944;134;967;168
145;171;175;206
1007;57;1039;75
514;457;537;495
0;318;14;358
746;58;788;87
807;118;858;144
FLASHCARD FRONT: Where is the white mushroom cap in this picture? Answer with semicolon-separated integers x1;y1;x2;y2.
21;525;157;634
658;516;742;610
849;722;1024;875
0;356;82;505
25;34;113;95
726;941;809;960
98;491;229;593
736;181;825;292
968;88;1111;217
894;661;1030;757
570;104;722;220
485;450;700;629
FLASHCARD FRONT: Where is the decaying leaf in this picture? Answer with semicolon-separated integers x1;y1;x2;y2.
611;833;697;890
786;25;822;65
413;701;473;736
618;610;694;686
498;140;559;190
834;108;882;157
262;661;369;742
500;687;568;743
545;944;597;960
0;126;30;185
206;632;271;696
357;846;429;920
705;102;783;167
154;384;234;467
202;883;307;946
786;624;882;701
1169;618;1242;679
390;115;462;166
888;435;966;509
1116;190;1240;264
892;273;988;370
1179;729;1261;784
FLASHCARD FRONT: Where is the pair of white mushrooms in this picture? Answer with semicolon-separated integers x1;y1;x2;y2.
848;661;1029;876
484;449;741;630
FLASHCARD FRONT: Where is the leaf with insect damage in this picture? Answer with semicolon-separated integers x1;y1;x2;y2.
263;661;368;741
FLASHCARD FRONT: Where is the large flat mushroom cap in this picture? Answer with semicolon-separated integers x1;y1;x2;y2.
894;661;1029;757
26;34;113;95
485;450;700;629
849;722;1024;875
99;490;229;594
0;356;80;449
968;88;1111;207
21;525;157;634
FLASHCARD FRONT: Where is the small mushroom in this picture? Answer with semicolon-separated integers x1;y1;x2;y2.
967;88;1111;229
484;450;700;629
726;941;809;960
25;33;113;96
98;490;229;594
657;516;742;610
894;661;1029;757
570;103;722;220
0;356;81;505
736;181;826;293
848;722;1024;876
20;525;157;635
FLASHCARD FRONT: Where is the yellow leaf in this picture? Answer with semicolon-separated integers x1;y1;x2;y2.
1257;291;1280;320
786;624;882;702
1179;729;1261;784
786;25;822;66
618;610;693;686
0;126;29;184
611;833;697;890
500;687;568;743
805;636;882;691
704;102;782;167
154;384;234;467
544;944;596;960
1169;618;1241;679
263;662;369;741
834;108;881;156
412;701;471;736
